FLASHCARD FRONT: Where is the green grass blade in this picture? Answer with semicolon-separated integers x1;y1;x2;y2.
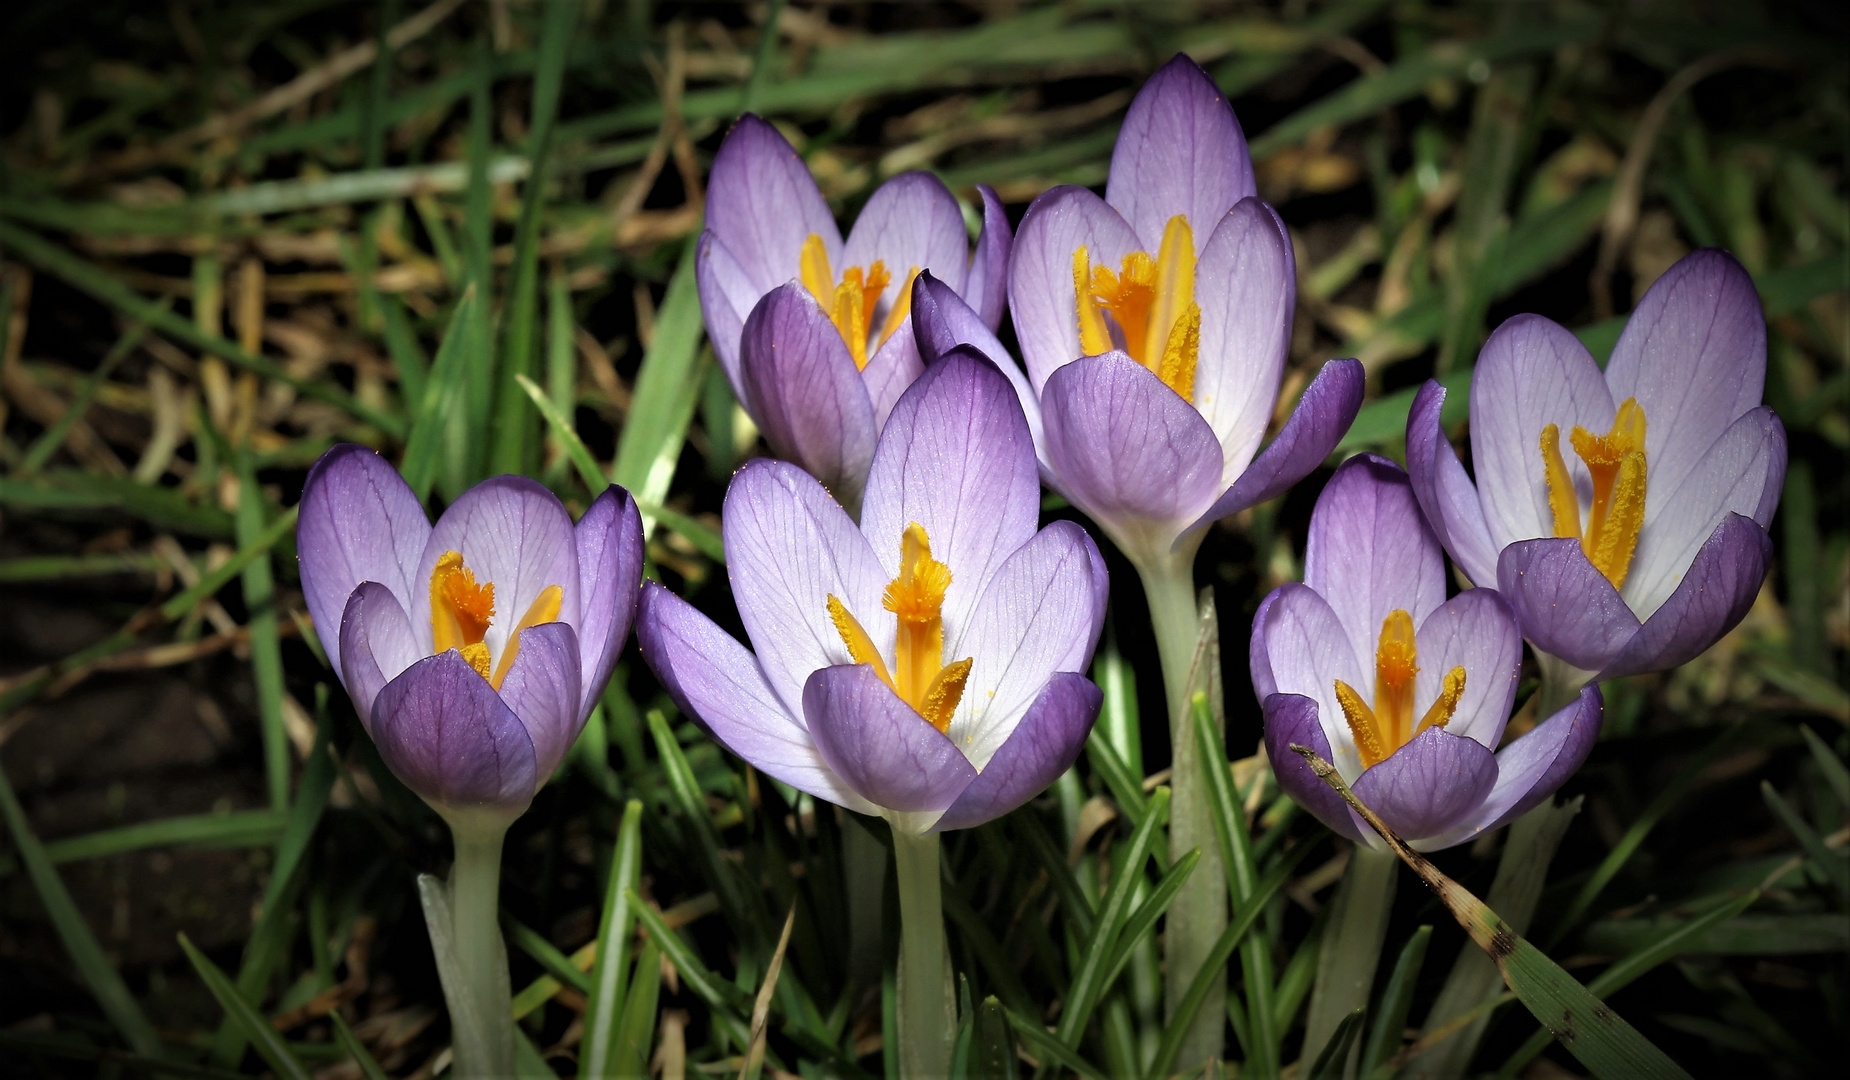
1003;1006;1106;1080
0;219;401;436
612;234;708;519
630;892;755;1036
646;709;753;928
1799;725;1850;809
611;936;663;1077
400;287;477;500
0;470;236;539
1360;925;1432;1074
490;0;580;475
180;933;312;1080
1055;786;1170;1047
1095;847;1200;995
581;798;644;1079
0;762;164;1057
235;454;290;811
379;295;429;415
1083;726;1147;829
508;918;594;995
1307;1009;1365;1080
1761;781;1849;900
0;810;284;876
18;309;156;474
458;37;497;493
972;996;1019;1080
330;1011;391;1080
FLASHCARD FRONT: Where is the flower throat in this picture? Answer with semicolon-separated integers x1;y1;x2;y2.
1334;610;1466;768
1540;398;1648;589
1072;214;1201;401
429;551;562;690
827;523;972;733
799;235;920;370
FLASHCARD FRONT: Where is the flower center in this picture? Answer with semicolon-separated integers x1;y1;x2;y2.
429;550;562;690
1333;609;1466;769
826;522;972;733
1540;397;1648;589
1071;213;1201;401
799;234;920;370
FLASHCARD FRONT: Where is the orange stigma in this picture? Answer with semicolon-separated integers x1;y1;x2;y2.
1333;610;1467;768
799;234;917;370
826;522;972;733
429;550;562;690
1541;398;1648;589
1072;214;1200;401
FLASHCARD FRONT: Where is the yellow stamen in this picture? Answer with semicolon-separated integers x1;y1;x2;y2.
427;550;561;689
1541;399;1649;589
490;584;563;689
1415;666;1467;737
826;522;972;733
798;232;891;370
430;551;494;655
1070;215;1200;402
877;267;922;350
1332;612;1470;769
1334;679;1386;769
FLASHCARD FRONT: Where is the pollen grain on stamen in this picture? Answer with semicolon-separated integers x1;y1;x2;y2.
460;642;492;681
1542;398;1649;589
489;583;564;689
1068;215;1201;403
1334;679;1386;768
430;550;495;656
1415;666;1467;736
798;232;891;370
1374;609;1420;747
918;657;973;733
882;523;952;623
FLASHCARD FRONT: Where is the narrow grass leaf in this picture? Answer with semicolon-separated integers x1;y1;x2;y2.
1360;924;1432;1075
1056;787;1170;1048
1096;847;1199;994
740;904;797;1080
1003;1006;1106;1080
19;309;157;474
1308;1009;1366;1080
180;933;312;1080
612;233;708;521
580;798;644;1079
400;287;477;500
330;1012;390;1080
507;918;594;994
235;454;290;811
613;937;664;1077
1799;726;1850;809
1761;781;1849;900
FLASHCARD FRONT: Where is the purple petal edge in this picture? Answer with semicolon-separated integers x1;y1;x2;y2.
933;673;1101;832
1601;513;1773;679
1263;693;1367;843
1497;538;1640;672
804;665;978;814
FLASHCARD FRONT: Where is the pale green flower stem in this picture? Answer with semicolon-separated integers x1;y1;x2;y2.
420;812;517;1080
1136;551;1231;1070
891;827;953;1080
1302;843;1399;1070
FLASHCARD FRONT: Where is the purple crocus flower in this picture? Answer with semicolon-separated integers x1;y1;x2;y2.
637;351;1108;832
297;446;645;820
697;115;1012;511
992;54;1363;565
1406;249;1786;681
1254;455;1602;851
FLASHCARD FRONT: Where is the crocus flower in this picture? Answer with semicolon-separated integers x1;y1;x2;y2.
1407;249;1786;680
998;53;1363;566
697;115;1012;512
1254;454;1602;851
637;351;1108;833
298;445;644;821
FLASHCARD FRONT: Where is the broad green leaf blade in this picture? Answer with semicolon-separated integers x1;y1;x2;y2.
180;933;312;1080
1308;1008;1365;1080
971;996;1019;1080
0;763;163;1058
612;937;663;1078
580;798;644;1079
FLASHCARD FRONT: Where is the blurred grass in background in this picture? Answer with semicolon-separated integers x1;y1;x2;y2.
0;1;1843;1077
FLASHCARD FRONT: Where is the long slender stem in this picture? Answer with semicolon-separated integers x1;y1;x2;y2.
891;828;952;1080
425;815;516;1080
1137;554;1228;1070
1302;844;1399;1071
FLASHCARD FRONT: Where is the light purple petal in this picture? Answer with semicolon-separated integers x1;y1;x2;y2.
1603;514;1773;679
738;284;881;509
696;230;761;390
412;475;581;674
1251;583;1367;776
1406;380;1499;586
860;323;926;431
1263;693;1367;843
297;444;431;682
338;582;422;728
572;486;644;723
495;621;582;784
1185;357;1364;538
1417;686;1601;851
370;651;538;814
1469;314;1616;551
1414;589;1522;751
1497;538;1640;673
636;583;877;813
843;171;970;299
909;272;1045;466
1351;728;1497;842
945;521;1107;772
722;460;889;717
1040;352;1224;555
1606;249;1767;505
1627;407;1786;620
705;115;840;295
1303;455;1447;667
1105;54;1255;253
1193;198;1296;475
1008;186;1144;389
933;673;1101;832
964;184;1012;330
803;665;978;813
860;351;1040;637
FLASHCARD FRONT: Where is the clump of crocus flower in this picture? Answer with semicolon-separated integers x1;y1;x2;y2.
1407;249;1786;691
637;351;1105;1079
297;445;643;1080
696;115;1011;512
1253;454;1602;852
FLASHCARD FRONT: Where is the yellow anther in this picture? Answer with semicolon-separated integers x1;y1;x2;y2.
1070;215;1200;402
877;267;922;351
798;232;891;370
490;584;563;690
918;657;973;734
460;642;492;681
429;550;562;689
826;523;972;733
828;594;894;689
1541;399;1649;589
1415;666;1467;737
1334;679;1386;768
